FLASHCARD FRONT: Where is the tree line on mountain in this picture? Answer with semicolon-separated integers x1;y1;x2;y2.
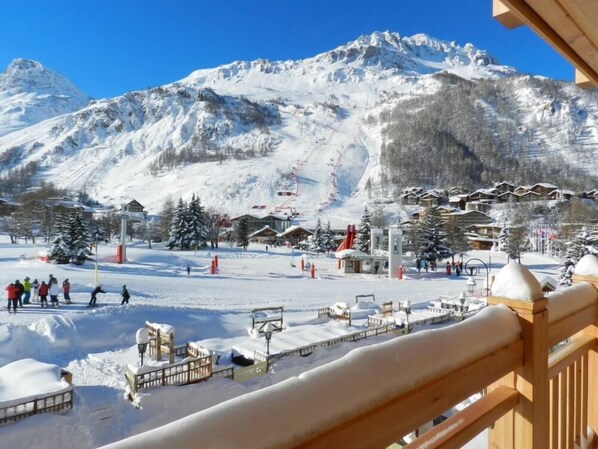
379;74;597;195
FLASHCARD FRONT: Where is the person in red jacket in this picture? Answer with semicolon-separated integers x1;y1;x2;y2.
38;281;49;308
62;279;72;304
5;283;18;313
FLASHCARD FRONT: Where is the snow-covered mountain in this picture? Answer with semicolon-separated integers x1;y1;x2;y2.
0;32;596;223
0;59;90;137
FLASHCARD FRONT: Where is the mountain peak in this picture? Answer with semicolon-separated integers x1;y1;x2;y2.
321;31;502;72
0;58;88;99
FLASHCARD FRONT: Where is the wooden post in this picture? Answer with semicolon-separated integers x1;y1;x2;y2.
574;274;598;443
169;333;175;364
487;295;549;449
155;330;161;362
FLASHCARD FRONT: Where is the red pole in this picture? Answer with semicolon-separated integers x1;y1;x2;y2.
398;265;404;280
210;260;215;275
337;259;341;269
310;264;315;279
301;258;305;272
214;255;219;267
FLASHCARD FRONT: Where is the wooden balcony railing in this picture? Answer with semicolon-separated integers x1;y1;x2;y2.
102;261;598;449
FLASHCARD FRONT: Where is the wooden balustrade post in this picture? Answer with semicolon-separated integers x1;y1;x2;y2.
574;274;598;442
487;295;549;449
169;334;175;364
155;330;161;362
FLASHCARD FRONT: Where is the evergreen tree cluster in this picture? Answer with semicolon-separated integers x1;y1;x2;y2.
49;211;93;264
167;195;208;250
309;219;336;253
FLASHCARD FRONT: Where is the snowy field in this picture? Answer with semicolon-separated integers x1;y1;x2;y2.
0;236;561;448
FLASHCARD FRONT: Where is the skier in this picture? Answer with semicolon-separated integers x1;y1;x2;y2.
31;279;40;302
39;281;49;307
22;277;32;304
121;285;130;305
14;280;23;307
62;279;72;304
49;278;60;307
5;282;18;313
88;285;106;307
186;264;191;276
445;261;452;275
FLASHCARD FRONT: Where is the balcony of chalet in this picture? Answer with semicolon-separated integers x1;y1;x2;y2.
103;255;598;449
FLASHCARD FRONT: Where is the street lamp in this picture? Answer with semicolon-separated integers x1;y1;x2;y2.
263;322;275;373
136;328;150;367
459;291;467;313
403;300;412;330
466;276;477;294
464;258;490;297
263;322;275;357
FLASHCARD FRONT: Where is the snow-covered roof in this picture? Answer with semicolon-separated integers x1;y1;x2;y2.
516;191;540;197
531;183;558;190
0;359;72;407
277;225;312;237
250;226;278;237
335;249;369;260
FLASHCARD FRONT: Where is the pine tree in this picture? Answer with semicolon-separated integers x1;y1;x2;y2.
496;227;508;252
187;194;206;249
67;211;93;264
416;207;450;263
167;198;189;249
504;212;528;262
159;198;175;242
49;234;70;264
310;218;326;253
322;220;336;252
236;216;249;250
355;207;372;253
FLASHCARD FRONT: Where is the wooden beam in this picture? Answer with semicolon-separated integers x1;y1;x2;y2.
496;0;598;87
402;387;519;449
493;0;525;28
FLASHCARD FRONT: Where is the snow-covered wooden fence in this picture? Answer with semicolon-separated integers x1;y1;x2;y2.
0;389;73;426
125;348;212;397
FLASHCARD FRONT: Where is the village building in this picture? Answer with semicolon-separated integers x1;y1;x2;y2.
276;225;313;247
231;213;291;236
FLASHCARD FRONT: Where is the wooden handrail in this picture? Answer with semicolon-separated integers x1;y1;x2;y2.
403;386;519;449
293;340;523;449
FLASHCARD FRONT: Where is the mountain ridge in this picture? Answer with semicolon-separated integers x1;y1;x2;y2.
0;32;595;224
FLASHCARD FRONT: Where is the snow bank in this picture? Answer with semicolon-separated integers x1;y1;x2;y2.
101;305;520;449
491;262;543;301
574;255;598;277
0;359;72;407
547;282;598;323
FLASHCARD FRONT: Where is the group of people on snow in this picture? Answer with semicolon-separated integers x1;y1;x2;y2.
5;275;131;312
415;258;463;276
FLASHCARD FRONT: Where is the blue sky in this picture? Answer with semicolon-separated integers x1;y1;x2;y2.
0;0;574;99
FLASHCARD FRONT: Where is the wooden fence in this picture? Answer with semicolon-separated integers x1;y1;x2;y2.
126;350;212;397
0;390;73;426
